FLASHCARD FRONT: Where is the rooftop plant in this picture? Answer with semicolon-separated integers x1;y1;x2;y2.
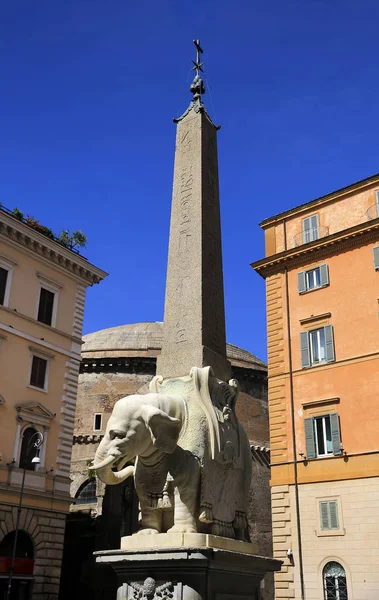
1;205;87;252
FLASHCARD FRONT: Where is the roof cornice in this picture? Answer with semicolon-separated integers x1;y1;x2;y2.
251;218;379;278
259;172;379;228
0;212;107;286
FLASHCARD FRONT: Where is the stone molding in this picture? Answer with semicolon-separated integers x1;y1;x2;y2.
0;212;107;286
56;357;80;477
73;434;104;444
252;220;379;277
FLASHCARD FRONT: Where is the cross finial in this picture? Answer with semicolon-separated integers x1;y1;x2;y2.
191;39;204;76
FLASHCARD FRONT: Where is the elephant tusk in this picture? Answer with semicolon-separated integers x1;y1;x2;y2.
91;454;117;470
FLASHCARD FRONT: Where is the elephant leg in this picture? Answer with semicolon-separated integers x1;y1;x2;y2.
137;506;162;534
167;451;200;534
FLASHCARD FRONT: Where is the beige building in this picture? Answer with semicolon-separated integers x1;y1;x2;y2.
252;173;379;600
0;206;106;599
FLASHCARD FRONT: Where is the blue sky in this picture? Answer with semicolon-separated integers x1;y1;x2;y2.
2;0;379;362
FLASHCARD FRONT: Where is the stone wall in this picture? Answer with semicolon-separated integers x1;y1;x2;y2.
0;504;66;600
272;477;379;599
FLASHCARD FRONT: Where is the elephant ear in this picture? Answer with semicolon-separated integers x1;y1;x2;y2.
140;405;181;454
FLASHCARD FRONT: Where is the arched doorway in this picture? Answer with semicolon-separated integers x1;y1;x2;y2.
0;530;34;599
323;561;348;600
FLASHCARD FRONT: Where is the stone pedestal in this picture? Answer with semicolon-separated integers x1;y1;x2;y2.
95;535;281;600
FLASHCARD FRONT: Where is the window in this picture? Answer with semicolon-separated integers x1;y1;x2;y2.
304;413;342;458
298;264;329;293
0;267;8;305
320;500;339;530
37;287;55;326
373;246;379;270
93;413;102;431
75;479;97;505
30;356;48;390
314;415;333;456
302;214;319;243
300;325;335;368
323;561;348;600
376;190;379;217
19;427;39;471
0;257;14;307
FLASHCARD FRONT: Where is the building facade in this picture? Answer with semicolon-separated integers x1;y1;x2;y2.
61;321;273;600
252;174;379;600
0;207;106;599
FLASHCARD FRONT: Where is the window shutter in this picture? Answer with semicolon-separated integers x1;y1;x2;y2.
302;217;311;243
324;325;335;362
329;501;339;529
373;246;379;270
319;264;329;286
310;214;319;241
330;413;342;455
300;332;311;368
376;190;379;213
304;417;316;459
298;271;307;293
320;501;330;529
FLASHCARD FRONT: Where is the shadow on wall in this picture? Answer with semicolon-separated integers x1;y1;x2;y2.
59;479;138;600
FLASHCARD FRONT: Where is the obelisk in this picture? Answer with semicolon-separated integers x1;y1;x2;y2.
157;40;231;382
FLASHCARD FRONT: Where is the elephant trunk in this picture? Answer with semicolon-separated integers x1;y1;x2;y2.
92;438;135;486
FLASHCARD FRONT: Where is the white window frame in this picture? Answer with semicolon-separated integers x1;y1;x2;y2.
313;415;333;458
35;274;62;328
309;327;326;365
305;267;321;290
93;413;103;432
0;255;16;308
27;347;54;393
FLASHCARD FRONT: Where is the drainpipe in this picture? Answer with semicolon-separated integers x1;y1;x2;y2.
283;220;305;600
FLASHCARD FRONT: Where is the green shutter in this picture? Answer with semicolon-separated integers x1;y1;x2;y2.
310;214;319;241
302;217;311;243
298;271;307;293
324;325;335;362
320;500;339;530
320;501;330;529
319;264;329;286
304;417;316;459
373;246;379;270
329;501;339;529
300;332;311;368
330;412;342;456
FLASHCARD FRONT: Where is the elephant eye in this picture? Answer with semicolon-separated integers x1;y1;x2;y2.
109;429;126;440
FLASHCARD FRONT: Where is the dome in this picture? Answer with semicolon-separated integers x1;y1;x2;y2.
82;322;266;370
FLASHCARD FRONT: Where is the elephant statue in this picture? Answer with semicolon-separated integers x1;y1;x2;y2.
91;367;252;540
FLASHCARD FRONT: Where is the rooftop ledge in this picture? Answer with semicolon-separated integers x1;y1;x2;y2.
251;218;379;278
0;209;107;285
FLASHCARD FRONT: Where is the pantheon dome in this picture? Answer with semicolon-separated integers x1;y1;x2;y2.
81;321;267;369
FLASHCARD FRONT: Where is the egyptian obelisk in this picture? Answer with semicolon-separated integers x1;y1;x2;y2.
157;40;231;382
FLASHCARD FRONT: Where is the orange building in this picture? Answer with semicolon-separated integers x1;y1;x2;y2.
252;173;379;600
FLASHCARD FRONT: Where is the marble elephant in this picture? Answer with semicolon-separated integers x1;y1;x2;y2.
91;384;252;540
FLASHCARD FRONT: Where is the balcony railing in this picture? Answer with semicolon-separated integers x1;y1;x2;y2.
293;226;330;248
366;204;379;220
